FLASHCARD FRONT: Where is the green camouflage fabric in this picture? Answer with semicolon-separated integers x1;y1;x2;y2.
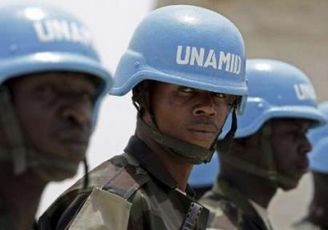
0;200;16;230
38;136;209;230
293;219;324;230
1;188;38;230
199;179;273;230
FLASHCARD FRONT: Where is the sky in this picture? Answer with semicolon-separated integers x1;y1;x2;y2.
36;0;154;215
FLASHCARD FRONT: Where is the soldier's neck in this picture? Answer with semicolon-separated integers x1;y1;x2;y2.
220;170;277;208
136;129;193;191
308;174;328;228
308;202;328;228
0;163;46;230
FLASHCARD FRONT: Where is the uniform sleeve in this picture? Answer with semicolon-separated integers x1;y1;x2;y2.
37;190;90;230
127;190;148;230
127;189;171;230
60;188;132;230
55;192;90;230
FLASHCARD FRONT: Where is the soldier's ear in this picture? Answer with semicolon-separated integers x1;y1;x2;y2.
142;110;152;125
132;80;153;117
233;134;260;153
233;137;247;151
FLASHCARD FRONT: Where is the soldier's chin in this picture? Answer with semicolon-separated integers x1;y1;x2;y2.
278;176;300;191
33;166;78;182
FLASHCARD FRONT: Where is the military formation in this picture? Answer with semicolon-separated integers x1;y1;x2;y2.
0;1;327;230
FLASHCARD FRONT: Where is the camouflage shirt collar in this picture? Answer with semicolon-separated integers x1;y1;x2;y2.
124;135;188;192
0;198;16;230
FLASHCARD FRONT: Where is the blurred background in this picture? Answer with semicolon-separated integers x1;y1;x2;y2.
33;0;327;229
157;0;328;101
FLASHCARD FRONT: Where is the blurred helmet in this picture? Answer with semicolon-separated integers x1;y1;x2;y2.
111;5;247;112
190;59;326;188
0;1;113;107
221;59;326;138
308;102;328;173
0;1;112;177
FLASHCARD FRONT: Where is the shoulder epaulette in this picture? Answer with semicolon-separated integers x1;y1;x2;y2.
62;154;150;200
38;154;150;229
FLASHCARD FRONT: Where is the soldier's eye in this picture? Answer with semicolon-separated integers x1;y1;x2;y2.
214;93;226;99
178;86;195;94
76;84;97;104
80;92;94;103
35;84;57;99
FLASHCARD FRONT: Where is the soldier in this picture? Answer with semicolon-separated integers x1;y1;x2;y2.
294;102;328;229
190;59;326;229
38;5;248;230
0;2;112;230
189;152;221;200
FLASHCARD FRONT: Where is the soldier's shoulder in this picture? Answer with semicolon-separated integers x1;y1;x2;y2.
72;153;143;192
200;190;236;213
38;154;151;229
205;203;238;230
200;191;239;230
71;153;149;202
292;219;322;230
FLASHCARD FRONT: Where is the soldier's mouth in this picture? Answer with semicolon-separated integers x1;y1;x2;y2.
295;159;309;174
187;128;217;140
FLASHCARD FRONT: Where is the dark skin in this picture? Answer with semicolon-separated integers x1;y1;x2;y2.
0;72;97;230
307;171;328;228
219;118;312;208
136;82;235;191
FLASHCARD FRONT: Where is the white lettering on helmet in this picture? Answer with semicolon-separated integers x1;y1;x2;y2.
217;51;231;72
33;19;92;46
204;49;216;68
176;45;190;65
176;45;241;75
294;83;316;100
190;47;205;66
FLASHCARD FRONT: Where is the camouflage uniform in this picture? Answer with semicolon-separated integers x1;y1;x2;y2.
38;136;209;230
293;219;325;230
0;200;14;230
199;179;274;230
0;201;38;230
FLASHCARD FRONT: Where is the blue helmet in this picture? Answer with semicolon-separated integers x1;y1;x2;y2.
111;5;247;112
221;59;326;138
308;102;328;173
0;1;113;108
189;59;326;188
0;1;112;177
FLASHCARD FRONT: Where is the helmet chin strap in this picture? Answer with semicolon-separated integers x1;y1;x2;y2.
220;122;296;188
132;81;239;164
0;147;78;178
260;124;278;187
137;108;238;165
0;86;27;174
0;86;88;185
137;116;217;164
259;124;297;188
217;108;238;155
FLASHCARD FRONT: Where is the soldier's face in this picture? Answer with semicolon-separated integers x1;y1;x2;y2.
147;82;234;149
9;72;97;181
270;119;312;190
